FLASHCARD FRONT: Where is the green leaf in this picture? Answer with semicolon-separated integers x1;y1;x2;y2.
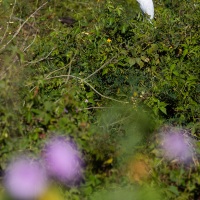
136;58;144;68
170;64;176;72
127;58;136;66
173;70;179;76
86;92;94;98
102;68;109;75
159;106;167;115
168;186;179;196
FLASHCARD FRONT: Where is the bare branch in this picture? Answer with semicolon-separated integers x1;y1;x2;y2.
23;47;56;66
45;74;129;104
84;55;117;81
0;1;49;52
0;0;17;44
45;52;77;79
65;53;77;85
78;106;109;111
23;34;37;52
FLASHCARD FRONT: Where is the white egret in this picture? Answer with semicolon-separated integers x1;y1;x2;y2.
136;0;154;20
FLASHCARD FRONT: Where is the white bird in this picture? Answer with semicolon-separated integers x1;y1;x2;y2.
136;0;154;20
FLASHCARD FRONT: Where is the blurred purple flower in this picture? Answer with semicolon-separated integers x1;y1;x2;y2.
64;108;69;114
42;136;84;186
161;127;193;162
4;157;47;200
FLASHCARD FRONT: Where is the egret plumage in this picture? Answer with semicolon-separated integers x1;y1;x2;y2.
136;0;154;20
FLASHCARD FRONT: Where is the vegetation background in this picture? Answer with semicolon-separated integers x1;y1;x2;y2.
0;0;199;199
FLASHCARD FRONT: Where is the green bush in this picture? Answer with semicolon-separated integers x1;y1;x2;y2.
0;0;200;199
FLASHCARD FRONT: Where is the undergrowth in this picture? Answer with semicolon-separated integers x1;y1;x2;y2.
0;0;200;199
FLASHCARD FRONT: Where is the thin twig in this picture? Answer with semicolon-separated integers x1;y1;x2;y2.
23;47;56;66
148;158;164;175
30;85;36;93
21;33;31;50
45;52;77;79
110;116;131;126
84;55;117;81
23;33;37;52
78;106;110;111
12;16;39;32
45;64;68;79
0;30;37;77
0;0;17;44
45;74;129;104
0;1;48;52
65;52;77;85
11;16;24;22
23;17;37;52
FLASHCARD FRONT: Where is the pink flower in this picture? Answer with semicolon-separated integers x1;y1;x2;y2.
4;157;47;200
161;127;193;163
42;136;84;186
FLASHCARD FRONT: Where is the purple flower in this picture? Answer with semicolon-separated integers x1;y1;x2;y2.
161;127;193;162
42;136;84;186
4;157;47;200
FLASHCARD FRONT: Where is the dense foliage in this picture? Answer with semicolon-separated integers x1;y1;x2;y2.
0;0;200;199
